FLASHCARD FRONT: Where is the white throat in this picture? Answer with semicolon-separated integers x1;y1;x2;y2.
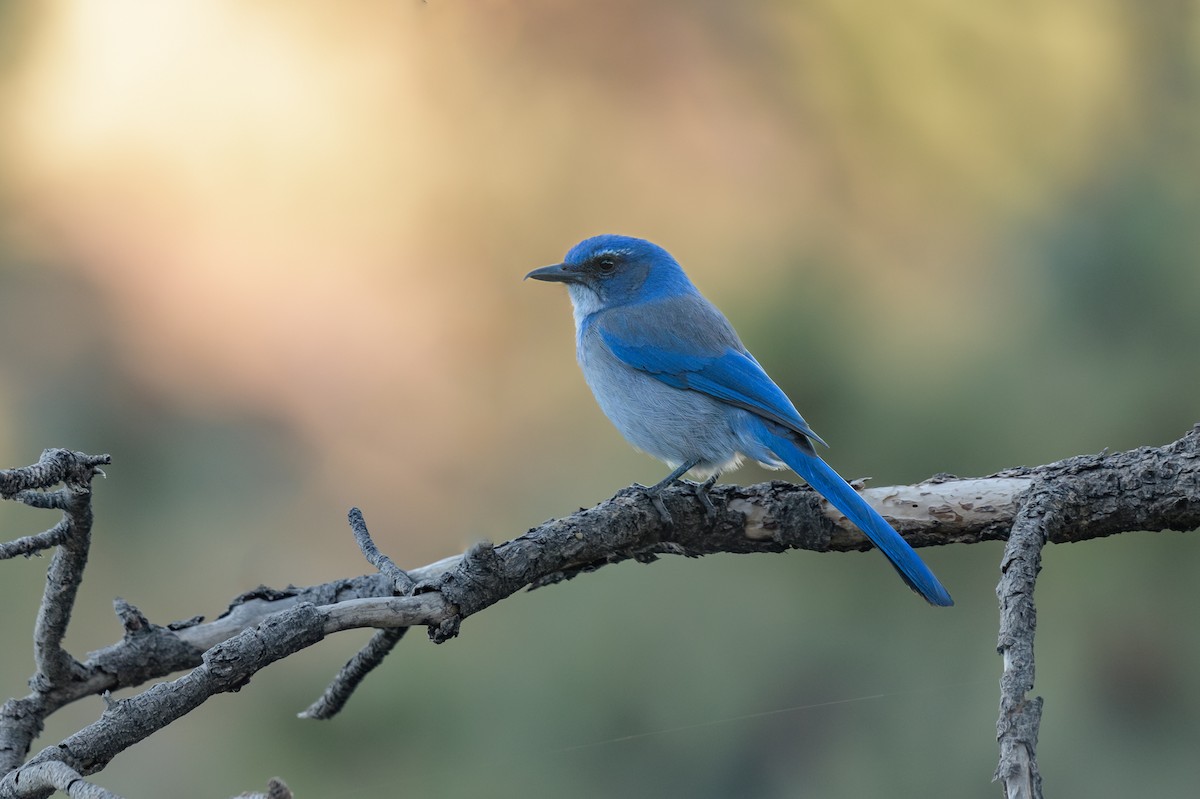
566;284;605;334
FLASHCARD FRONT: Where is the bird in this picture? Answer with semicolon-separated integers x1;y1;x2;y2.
525;234;953;606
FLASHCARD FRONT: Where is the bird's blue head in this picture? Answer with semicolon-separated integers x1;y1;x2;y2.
525;235;696;313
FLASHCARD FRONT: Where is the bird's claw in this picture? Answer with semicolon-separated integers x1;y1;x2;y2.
632;482;675;524
688;474;720;519
632;473;720;524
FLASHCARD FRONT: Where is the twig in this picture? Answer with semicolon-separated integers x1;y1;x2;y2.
300;509;415;719
298;628;407;720
347;507;414;593
0;521;71;560
0;449;111;502
2;761;125;799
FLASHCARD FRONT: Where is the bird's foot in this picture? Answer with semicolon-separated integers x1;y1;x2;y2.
631;482;675;524
632;472;720;524
686;473;720;519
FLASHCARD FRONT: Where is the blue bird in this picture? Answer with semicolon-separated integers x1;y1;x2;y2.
526;235;953;606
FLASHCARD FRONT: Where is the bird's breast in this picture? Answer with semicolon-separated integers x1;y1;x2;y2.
575;326;743;473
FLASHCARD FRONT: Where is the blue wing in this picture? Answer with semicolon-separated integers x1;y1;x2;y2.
595;295;827;447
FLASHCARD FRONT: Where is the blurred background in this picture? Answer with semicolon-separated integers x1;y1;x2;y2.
1;1;1198;796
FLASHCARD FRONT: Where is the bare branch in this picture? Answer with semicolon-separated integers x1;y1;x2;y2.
33;486;107;700
348;507;414;593
30;490;93;688
988;425;1200;796
994;487;1052;799
318;593;454;634
0;452;111;702
1;428;1198;797
4;604;327;797
0;449;111;502
0;447;111;563
1;761;125;799
298;628;407;720
0;450;111;693
301;509;416;719
0;520;70;561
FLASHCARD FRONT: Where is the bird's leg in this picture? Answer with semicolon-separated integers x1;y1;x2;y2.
636;458;702;523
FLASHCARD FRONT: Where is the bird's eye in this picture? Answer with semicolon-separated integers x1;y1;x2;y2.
598;258;616;273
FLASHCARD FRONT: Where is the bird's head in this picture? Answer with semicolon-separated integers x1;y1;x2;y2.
525;235;695;313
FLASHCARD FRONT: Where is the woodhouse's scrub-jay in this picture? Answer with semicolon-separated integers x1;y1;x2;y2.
527;235;952;606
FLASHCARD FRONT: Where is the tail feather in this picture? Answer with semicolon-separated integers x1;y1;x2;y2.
767;431;954;606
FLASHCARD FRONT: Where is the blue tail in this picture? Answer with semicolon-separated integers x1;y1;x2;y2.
765;429;953;606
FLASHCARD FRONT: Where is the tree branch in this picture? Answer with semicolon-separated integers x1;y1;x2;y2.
994;485;1051;799
1;427;1198;797
2;761;125;799
300;509;413;720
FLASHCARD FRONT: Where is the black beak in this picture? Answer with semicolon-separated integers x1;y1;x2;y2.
524;263;579;283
